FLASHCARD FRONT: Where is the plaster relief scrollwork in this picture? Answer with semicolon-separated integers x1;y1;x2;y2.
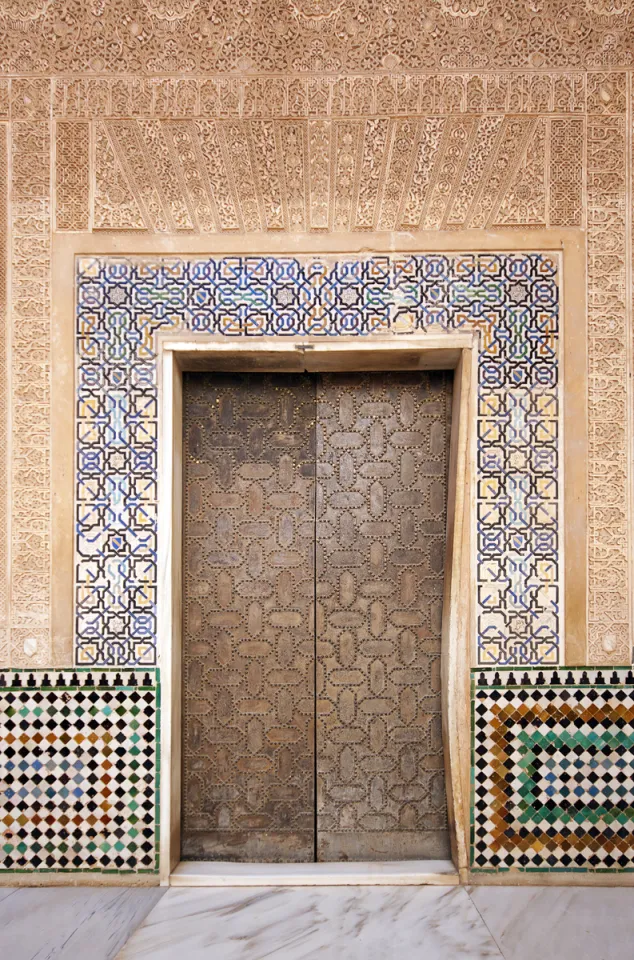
10;120;51;667
0;0;51;21
585;0;630;15
94;122;144;229
52;73;593;120
89;114;576;235
440;0;489;16
55;121;90;232
289;0;344;19
549;119;584;226
140;0;199;19
0;3;632;73
0;125;7;667
307;119;330;230
586;107;630;664
495;118;547;226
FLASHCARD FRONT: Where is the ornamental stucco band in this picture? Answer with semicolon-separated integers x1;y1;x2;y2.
0;5;633;74
75;253;560;668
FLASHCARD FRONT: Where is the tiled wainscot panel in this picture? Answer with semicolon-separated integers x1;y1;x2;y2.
76;254;560;668
0;669;159;873
472;668;634;872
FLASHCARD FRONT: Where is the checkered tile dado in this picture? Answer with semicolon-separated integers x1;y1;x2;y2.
0;670;159;873
472;668;634;873
76;254;560;667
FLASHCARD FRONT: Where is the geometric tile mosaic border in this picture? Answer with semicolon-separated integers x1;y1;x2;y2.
474;668;634;688
0;669;159;873
472;668;634;873
0;669;157;690
76;253;560;667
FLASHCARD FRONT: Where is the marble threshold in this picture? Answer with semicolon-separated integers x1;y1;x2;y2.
170;859;459;886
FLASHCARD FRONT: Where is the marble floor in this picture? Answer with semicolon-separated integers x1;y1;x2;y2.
0;886;163;960
2;884;634;960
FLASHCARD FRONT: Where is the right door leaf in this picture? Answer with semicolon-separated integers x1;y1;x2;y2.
316;371;452;862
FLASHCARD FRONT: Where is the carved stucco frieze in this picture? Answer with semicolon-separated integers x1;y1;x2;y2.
85;114;584;235
549;118;585;226
9;119;51;667
0;125;7;666
52;73;592;119
0;1;633;74
0;63;630;669
586;106;631;663
55;121;90;231
495;118;547;226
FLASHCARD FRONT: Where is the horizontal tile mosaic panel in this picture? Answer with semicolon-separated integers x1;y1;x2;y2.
0;669;159;873
472;668;634;873
76;254;560;667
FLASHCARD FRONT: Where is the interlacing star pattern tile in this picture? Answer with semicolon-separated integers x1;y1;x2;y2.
472;668;634;872
76;253;560;667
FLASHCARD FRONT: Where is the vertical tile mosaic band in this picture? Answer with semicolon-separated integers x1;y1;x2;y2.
0;669;159;872
76;254;560;667
472;668;634;872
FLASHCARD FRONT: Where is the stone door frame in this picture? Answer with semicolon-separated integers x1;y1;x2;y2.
158;331;476;885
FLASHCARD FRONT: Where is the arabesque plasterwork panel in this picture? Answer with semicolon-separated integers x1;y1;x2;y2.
0;124;7;667
85;114;586;234
0;36;629;669
9;119;51;667
0;1;633;74
587;107;630;664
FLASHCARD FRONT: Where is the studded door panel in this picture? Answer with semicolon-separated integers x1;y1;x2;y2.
316;371;452;862
181;373;316;862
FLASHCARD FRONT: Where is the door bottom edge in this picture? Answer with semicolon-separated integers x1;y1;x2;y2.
170;859;459;887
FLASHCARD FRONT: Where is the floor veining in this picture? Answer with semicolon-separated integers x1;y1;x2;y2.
116;885;502;960
2;884;634;960
0;886;163;960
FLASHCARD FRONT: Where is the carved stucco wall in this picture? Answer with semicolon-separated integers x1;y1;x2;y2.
0;1;632;668
1;1;634;73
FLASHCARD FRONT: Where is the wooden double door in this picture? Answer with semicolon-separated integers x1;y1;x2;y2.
181;369;452;863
